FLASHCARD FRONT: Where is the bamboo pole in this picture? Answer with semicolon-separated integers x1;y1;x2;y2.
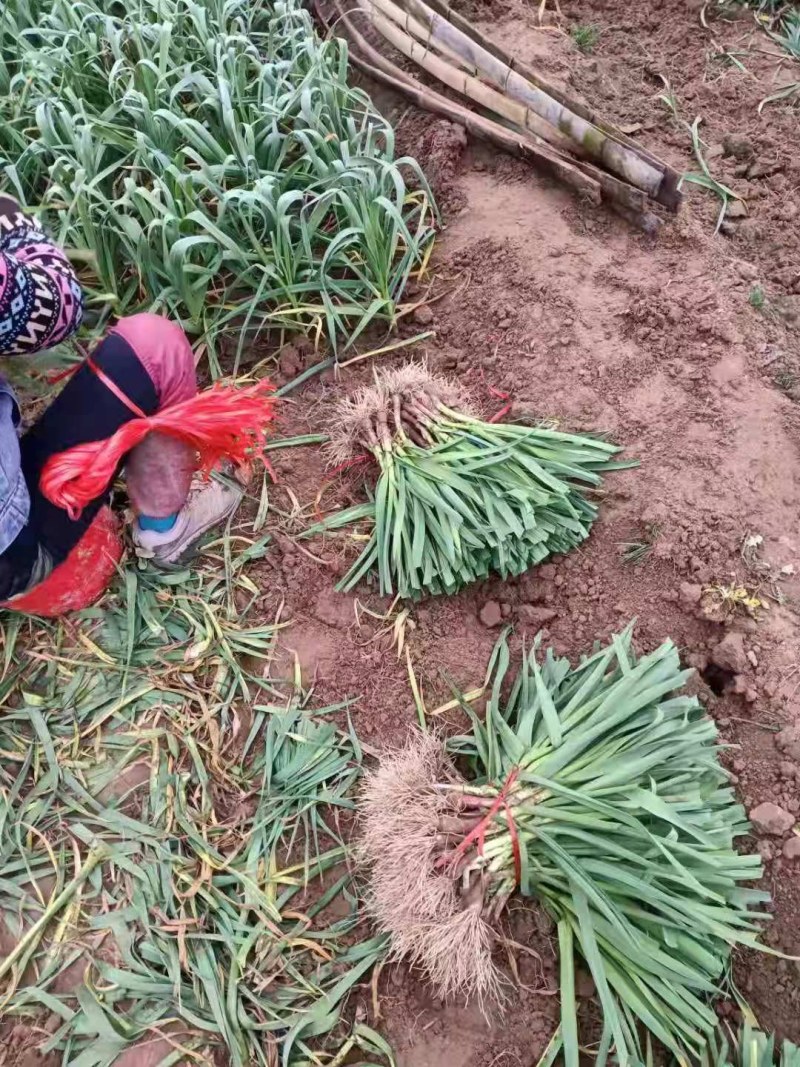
357;57;604;204
394;0;667;201
353;40;657;226
368;0;476;72
365;0;649;213
321;0;659;221
417;0;682;210
356;2;649;213
364;3;580;158
325;0;604;205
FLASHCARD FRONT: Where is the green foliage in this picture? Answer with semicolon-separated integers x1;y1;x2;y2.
680;117;742;233
773;365;799;399
749;284;766;310
619;522;660;565
0;540;387;1066
448;624;768;1065
306;410;630;599
758;0;800;109
714;0;800;109
700;1021;800;1067
570;23;601;53
0;0;436;371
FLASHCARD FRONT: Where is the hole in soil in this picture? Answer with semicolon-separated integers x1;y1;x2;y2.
700;663;735;696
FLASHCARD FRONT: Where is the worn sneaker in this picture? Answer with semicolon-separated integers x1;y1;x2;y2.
133;471;245;564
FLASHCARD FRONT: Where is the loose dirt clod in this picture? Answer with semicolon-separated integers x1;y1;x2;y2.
749;802;795;836
479;601;503;627
712;631;750;674
777;727;800;762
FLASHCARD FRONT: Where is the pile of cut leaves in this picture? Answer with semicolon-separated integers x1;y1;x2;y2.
0;526;389;1066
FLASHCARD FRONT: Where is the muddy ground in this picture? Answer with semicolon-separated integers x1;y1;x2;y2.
3;0;800;1064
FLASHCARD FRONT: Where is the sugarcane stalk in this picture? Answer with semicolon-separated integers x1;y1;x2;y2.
400;0;679;208
326;6;604;204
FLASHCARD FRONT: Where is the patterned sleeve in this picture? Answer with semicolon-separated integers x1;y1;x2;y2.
0;201;84;357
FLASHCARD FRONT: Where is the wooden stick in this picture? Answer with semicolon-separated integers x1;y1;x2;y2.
325;1;603;204
415;0;682;210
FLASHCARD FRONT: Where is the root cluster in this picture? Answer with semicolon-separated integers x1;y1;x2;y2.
328;364;473;465
359;733;504;1005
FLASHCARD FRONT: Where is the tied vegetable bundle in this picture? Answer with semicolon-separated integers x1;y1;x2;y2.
360;623;769;1065
305;366;631;598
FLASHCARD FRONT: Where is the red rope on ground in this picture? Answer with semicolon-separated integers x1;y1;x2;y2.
263;454;278;485
478;367;510;402
328;453;371;479
41;379;276;519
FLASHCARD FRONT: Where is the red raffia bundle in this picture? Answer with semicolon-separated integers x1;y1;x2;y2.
40;379;276;519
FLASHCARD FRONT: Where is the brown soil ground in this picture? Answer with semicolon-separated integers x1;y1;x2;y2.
3;0;800;1065
259;0;800;1062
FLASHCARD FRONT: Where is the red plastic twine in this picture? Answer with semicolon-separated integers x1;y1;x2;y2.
442;767;522;887
40;379;276;520
489;402;513;423
45;354;147;421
